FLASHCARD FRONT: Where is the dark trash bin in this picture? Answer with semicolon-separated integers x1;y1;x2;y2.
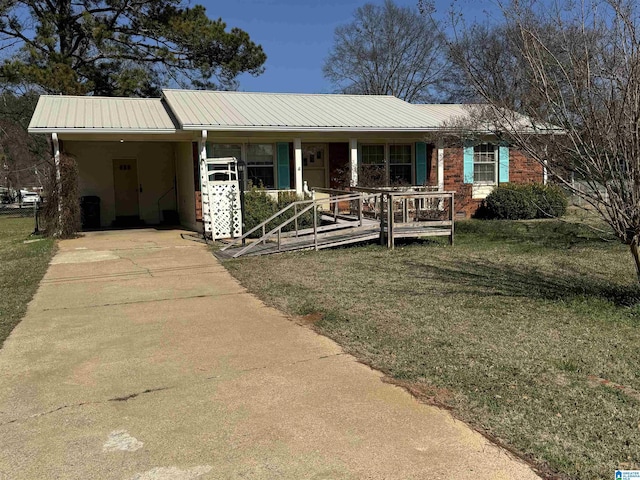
80;195;100;229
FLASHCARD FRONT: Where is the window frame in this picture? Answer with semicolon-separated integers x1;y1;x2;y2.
473;143;498;185
359;143;414;186
246;143;276;189
389;144;413;185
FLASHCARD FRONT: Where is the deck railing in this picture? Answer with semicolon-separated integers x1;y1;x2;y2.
219;192;372;258
218;187;455;257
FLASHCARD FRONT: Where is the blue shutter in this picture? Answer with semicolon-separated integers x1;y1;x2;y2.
415;142;427;185
463;141;474;184
498;143;510;183
276;142;290;189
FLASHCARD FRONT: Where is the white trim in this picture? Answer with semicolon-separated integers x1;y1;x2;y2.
30;128;177;134
294;138;303;195
199;130;210;234
437;142;444;192
349;138;358;187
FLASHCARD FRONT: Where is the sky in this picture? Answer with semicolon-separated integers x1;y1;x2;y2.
201;0;491;94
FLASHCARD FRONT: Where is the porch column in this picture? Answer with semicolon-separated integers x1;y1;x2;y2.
199;130;209;236
294;138;303;195
349;138;358;187
52;133;62;234
437;140;444;191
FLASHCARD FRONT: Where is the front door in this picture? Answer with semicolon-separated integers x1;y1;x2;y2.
113;158;139;219
302;144;327;189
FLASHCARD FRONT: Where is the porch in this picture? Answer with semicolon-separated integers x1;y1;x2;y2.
215;187;455;258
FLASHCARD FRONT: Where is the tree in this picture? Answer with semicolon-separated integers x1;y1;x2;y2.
436;0;640;282
0;92;47;192
323;0;446;103
0;1;267;96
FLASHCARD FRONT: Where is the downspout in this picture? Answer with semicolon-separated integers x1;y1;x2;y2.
52;133;62;235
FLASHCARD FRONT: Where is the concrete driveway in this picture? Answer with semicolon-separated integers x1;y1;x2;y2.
0;229;540;480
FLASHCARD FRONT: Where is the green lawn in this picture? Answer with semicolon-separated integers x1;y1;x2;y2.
0;217;55;347
224;217;640;480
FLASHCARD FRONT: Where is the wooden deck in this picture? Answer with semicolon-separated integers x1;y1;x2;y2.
214;226;381;260
216;189;455;259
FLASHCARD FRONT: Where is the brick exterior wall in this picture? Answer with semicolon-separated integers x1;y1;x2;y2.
429;146;544;219
509;150;544;184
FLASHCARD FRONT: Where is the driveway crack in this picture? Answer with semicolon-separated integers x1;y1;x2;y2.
0;352;347;427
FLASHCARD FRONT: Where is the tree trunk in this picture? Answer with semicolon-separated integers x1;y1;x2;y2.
630;243;640;284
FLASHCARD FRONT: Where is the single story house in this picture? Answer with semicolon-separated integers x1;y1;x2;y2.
28;90;543;233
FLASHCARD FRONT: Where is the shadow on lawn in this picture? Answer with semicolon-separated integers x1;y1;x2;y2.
408;258;640;307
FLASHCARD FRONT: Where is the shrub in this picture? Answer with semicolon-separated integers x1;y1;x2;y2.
243;188;319;237
243;188;277;235
480;183;567;220
528;183;568;218
481;184;537;220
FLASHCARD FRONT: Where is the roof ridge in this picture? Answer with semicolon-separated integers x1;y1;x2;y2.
162;89;399;99
38;95;163;101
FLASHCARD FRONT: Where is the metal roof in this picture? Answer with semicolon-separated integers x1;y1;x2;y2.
28;95;178;134
161;89;444;132
413;104;475;125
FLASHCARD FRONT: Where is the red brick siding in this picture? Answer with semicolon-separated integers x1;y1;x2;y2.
441;147;543;218
509;150;544;184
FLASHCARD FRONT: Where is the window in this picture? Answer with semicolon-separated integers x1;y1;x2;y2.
360;144;386;186
389;144;412;185
206;143;243;182
208;143;241;160
474;143;497;183
247;144;274;188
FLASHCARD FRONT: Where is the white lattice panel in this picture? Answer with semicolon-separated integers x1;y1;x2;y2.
201;157;242;240
207;182;241;239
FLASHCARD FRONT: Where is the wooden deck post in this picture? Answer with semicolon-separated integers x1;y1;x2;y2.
387;193;394;250
313;202;319;251
450;192;455;246
379;194;385;245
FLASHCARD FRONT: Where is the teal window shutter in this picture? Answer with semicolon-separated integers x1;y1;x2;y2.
498;143;510;183
463;141;474;184
415;142;427;185
276;142;290;189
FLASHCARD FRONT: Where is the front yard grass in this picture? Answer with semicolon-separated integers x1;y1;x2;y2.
225;217;639;480
0;217;55;347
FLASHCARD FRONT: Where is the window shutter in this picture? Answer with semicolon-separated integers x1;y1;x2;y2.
415;142;427;185
498;143;510;183
463;141;474;184
276;142;290;189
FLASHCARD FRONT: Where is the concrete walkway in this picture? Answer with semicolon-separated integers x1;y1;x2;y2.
0;229;540;480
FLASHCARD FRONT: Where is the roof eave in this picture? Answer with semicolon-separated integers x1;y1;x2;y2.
179;125;444;133
27;128;179;135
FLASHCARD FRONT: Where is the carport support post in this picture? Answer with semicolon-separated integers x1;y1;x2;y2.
199;130;209;239
294;138;303;196
349;138;358;187
52;133;62;236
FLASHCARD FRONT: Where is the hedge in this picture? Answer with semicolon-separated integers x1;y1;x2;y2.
243;188;319;237
477;183;567;220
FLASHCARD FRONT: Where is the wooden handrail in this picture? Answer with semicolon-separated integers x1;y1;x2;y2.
223;192;369;256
